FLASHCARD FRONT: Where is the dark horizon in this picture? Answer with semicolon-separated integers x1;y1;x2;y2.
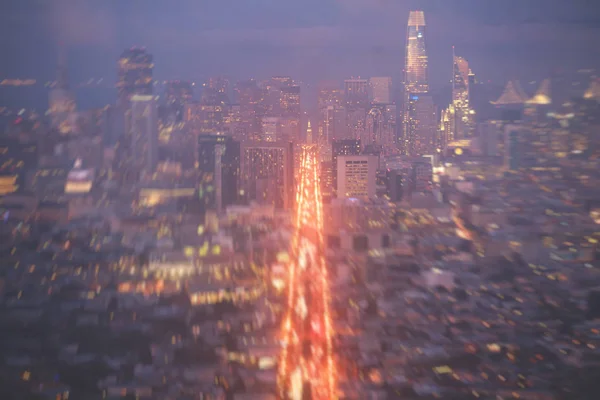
1;1;600;92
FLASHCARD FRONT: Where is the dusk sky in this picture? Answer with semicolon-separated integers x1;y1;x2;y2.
2;0;600;88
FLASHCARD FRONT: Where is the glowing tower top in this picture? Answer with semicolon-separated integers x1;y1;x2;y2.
405;11;428;94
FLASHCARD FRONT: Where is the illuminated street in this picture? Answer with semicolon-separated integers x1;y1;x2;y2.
278;145;337;400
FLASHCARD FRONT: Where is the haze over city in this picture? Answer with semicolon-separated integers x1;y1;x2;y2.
2;1;600;400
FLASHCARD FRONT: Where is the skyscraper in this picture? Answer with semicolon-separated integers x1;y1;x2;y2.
317;82;346;161
280;85;301;118
406;93;437;155
404;11;428;95
344;78;369;109
331;139;361;198
452;50;474;138
197;135;240;212
166;81;193;107
369;77;393;105
240;142;293;209
261;117;280;142
130;95;159;179
235;79;265;140
49;47;76;135
365;104;397;148
403;11;434;155
117;48;154;106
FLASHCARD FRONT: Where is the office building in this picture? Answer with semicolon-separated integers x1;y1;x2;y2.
404;11;428;95
318;83;343;109
403;11;430;154
240;142;293;209
130;95;159;179
479;121;503;156
235;80;265;140
344;78;369;109
346;108;367;142
452;51;474;138
280;85;301;118
166;81;193;107
331;139;361;197
336;155;378;199
165;80;193;120
48;48;77;135
117;48;154;105
365;104;397;147
369;77;393;104
197;135;240;212
439;104;455;150
261;117;280;142
318;106;347;160
406;93;437;155
320;160;334;203
411;159;433;192
386;169;410;202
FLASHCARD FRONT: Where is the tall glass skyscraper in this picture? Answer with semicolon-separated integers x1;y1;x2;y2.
452;49;474;139
403;11;435;155
404;11;428;95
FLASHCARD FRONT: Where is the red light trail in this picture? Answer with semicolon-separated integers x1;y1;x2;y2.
277;145;337;400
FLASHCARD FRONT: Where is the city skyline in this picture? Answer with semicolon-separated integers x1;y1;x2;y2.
1;1;600;88
3;2;600;400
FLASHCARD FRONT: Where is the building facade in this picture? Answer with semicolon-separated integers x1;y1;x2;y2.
336;155;378;199
117;48;154;106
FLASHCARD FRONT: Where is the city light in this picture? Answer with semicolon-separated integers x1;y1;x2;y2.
277;145;337;400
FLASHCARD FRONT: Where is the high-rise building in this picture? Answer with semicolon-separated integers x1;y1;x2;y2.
49;47;77;135
166;80;193;114
240;142;293;209
197;135;240;212
235;80;265;140
439;104;456;150
130;94;159;179
346;108;367;142
184;102;227;136
318;106;347;162
117;48;153;106
280;85;301;118
406;93;437;155
331;139;361;198
369;77;393;104
386;169;410;202
318;83;343;110
411;159;433;192
479;120;503;156
452;50;474;139
317;83;346;161
365;104;397;148
403;11;431;155
320;160;334;203
336;155;378;199
404;11;428;95
344;78;369;109
261;117;280;142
